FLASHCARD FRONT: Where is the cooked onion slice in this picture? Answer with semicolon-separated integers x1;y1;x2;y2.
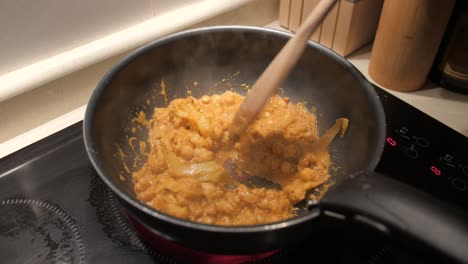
161;144;237;186
313;118;349;151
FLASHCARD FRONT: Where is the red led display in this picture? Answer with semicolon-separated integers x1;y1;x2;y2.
386;137;397;146
430;166;442;176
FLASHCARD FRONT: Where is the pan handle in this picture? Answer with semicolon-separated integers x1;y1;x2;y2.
320;170;468;264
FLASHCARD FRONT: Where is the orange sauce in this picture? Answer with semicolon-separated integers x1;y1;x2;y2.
132;91;332;226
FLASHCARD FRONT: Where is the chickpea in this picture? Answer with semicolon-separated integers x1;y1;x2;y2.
175;143;183;153
258;198;270;209
234;142;241;151
241;191;257;203
214;127;223;139
203;138;213;150
283;145;297;159
216;200;234;213
138;187;156;202
272;142;283;155
299;157;310;167
205;204;216;215
299;168;314;180
306;153;318;165
276;99;287;107
173;118;182;128
193;148;214;162
270;157;280;171
219;216;232;225
299;153;317;167
180;145;194;160
220;134;230;146
190;134;203;146
256;213;266;223
281;161;293;174
189;204;203;218
223;95;234;105
250;130;262;140
201;95;211;104
134;178;151;192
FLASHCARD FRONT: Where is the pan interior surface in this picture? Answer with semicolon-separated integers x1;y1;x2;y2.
84;26;385;231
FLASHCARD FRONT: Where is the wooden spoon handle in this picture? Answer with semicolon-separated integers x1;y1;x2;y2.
229;0;337;141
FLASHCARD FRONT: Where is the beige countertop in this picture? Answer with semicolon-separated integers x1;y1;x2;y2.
266;21;468;137
347;46;468;137
1;8;467;159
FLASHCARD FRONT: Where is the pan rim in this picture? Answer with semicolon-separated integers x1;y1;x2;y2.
83;25;386;233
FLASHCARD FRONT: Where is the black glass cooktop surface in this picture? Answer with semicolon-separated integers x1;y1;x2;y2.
0;86;465;263
374;88;468;210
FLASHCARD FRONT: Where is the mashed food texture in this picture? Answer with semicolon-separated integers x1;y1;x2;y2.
132;91;333;226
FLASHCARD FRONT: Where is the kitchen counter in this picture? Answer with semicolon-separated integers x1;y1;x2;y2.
1;7;467;159
265;21;468;137
347;46;468;137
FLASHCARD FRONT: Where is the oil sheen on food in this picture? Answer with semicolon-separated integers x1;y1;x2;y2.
132;91;333;226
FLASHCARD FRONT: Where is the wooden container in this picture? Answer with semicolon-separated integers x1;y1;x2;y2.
369;0;455;92
301;0;322;41
289;0;304;32
280;0;383;56
332;0;383;56
279;0;291;28
319;0;340;48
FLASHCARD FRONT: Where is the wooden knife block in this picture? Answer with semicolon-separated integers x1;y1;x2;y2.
279;0;383;57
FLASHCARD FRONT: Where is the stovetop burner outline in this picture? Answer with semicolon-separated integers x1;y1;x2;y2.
90;173;289;263
0;198;86;264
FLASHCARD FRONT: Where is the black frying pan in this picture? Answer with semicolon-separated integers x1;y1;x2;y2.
83;26;468;263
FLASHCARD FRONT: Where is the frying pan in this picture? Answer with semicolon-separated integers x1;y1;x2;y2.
83;26;468;263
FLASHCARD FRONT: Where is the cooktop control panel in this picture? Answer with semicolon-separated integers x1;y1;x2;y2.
374;88;468;210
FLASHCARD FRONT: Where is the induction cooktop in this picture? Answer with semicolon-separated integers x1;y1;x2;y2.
0;85;465;263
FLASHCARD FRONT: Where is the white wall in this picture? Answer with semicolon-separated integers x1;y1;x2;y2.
0;0;201;75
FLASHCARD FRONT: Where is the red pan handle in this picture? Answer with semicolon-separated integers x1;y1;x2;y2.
320;170;468;264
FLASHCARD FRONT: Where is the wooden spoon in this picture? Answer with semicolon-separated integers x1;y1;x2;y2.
229;0;338;141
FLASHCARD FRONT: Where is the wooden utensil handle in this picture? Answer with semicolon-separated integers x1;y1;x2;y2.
229;0;337;140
